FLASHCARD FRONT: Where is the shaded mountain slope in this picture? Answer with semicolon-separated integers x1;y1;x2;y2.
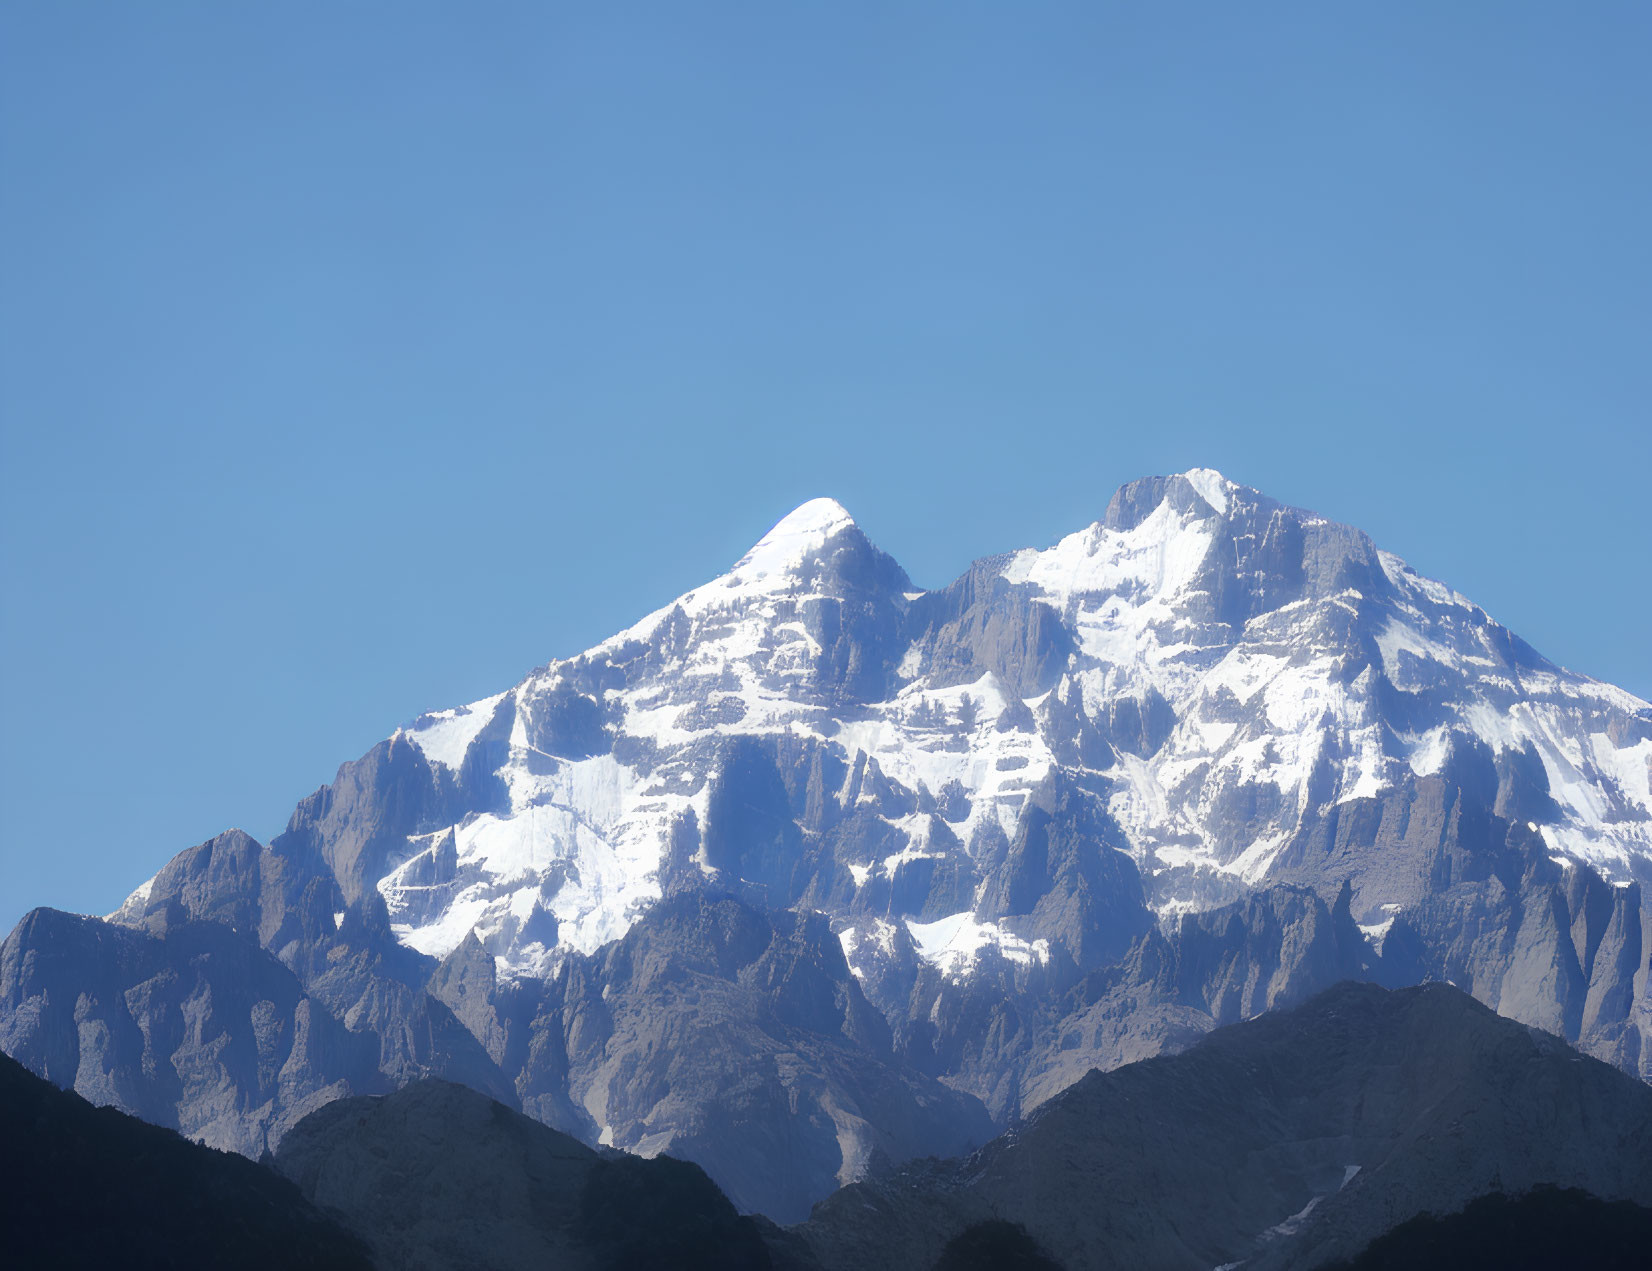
797;981;1652;1271
0;1048;372;1270
13;984;1651;1271
1324;1187;1652;1271
273;1078;772;1271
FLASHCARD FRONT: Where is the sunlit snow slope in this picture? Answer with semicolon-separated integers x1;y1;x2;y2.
239;470;1652;986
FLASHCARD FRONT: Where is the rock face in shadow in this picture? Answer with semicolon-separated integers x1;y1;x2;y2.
1321;1183;1652;1269
273;1078;772;1271
930;1221;1064;1271
0;1048;373;1270
796;982;1652;1271
1323;1187;1652;1271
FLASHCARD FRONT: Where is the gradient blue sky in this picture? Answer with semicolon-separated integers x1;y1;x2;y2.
2;3;1648;934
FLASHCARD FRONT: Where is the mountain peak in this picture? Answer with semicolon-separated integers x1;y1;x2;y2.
760;496;856;542
730;497;860;584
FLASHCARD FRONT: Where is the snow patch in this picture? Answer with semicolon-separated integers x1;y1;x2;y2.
906;911;1049;979
403;691;509;770
1182;467;1234;516
837;918;901;980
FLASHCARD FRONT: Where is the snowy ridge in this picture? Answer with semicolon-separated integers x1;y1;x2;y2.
1000;478;1651;906
356;470;1650;980
375;498;890;971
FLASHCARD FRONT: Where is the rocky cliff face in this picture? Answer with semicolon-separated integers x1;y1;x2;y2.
4;470;1649;1219
0;905;386;1156
518;890;992;1222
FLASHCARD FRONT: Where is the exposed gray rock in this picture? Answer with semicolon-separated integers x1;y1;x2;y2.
902;562;1077;697
0;908;380;1156
974;771;1152;973
541;891;993;1223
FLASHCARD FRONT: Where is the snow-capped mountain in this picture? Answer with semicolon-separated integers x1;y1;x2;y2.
373;494;912;968
9;469;1650;1221
244;469;1648;984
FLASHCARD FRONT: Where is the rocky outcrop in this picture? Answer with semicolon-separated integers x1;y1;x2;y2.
895;881;1367;1121
902;563;1077;697
3;822;521;1155
541;891;993;1223
0;907;379;1156
973;771;1152;973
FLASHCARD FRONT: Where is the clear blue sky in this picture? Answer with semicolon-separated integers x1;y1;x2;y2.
2;3;1647;934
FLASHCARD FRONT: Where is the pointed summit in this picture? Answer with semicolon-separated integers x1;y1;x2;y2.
757;497;856;545
599;495;901;655
730;497;860;586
